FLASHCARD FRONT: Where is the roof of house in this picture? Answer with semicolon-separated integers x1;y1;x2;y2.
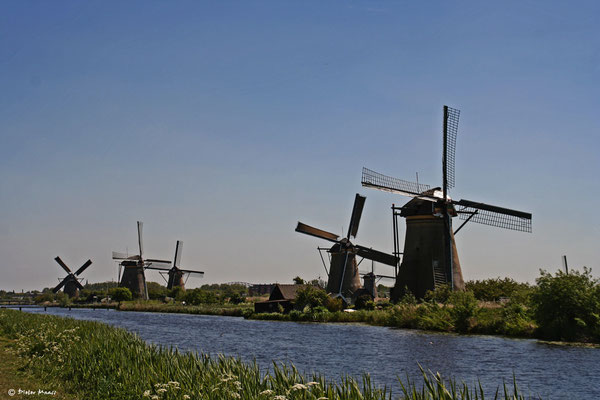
269;284;309;301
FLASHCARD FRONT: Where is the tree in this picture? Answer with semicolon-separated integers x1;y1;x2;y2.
531;268;600;341
184;288;219;305
293;276;305;285
465;278;531;302
294;286;328;311
355;294;375;310
168;287;185;301
110;287;132;305
228;292;245;304
147;282;167;300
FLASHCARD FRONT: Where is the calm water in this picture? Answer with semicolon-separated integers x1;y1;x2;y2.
23;307;599;399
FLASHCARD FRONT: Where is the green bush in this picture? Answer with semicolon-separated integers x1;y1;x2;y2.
355;294;375;310
228;292;246;304
448;291;478;333
110;287;132;304
500;301;535;336
147;282;167;300
294;286;329;311
184;288;219;305
415;302;453;331
465;278;532;302
325;296;343;312
531;268;600;342
424;284;452;304
34;292;55;303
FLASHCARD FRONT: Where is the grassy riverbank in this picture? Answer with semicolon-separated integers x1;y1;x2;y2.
249;300;537;339
116;300;253;317
0;309;532;400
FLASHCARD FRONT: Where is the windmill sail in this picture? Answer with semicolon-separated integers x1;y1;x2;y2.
455;199;532;233
54;256;72;274
137;221;144;258
355;245;398;266
74;259;92;276
362;168;434;200
295;222;340;242
443;106;460;192
347;194;366;239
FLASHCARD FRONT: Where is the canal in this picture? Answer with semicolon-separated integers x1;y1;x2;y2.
24;308;599;399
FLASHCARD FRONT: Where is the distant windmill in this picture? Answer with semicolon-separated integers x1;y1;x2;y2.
295;194;398;303
53;257;92;297
362;106;532;300
112;221;171;300
146;240;205;290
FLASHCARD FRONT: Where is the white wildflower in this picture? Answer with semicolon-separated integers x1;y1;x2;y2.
273;396;288;400
307;381;319;386
183;396;190;400
291;383;308;391
259;389;273;395
168;381;180;386
143;390;151;397
157;388;167;393
151;396;159;400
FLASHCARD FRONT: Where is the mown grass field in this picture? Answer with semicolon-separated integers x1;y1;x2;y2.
0;309;533;400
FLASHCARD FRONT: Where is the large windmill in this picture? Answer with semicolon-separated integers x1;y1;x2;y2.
362;106;532;300
146;240;205;291
295;194;398;303
52;257;92;297
112;221;171;300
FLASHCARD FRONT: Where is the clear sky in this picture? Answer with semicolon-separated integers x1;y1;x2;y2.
1;1;599;291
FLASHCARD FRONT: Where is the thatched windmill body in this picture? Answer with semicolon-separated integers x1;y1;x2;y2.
362;106;532;300
53;257;92;297
112;221;171;299
146;240;204;291
296;194;398;303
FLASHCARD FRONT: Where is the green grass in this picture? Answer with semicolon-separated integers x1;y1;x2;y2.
0;309;534;400
117;300;253;317
250;302;537;339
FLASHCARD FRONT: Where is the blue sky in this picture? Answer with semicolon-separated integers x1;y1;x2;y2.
1;1;599;291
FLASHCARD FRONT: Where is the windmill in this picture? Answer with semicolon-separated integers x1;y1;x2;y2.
146;240;205;291
53;257;92;297
112;221;171;300
362;105;532;300
295;193;399;303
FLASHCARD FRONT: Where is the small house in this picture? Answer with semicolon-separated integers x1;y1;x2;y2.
253;284;307;313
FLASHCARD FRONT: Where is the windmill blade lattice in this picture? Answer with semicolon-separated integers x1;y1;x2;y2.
456;200;532;233
362;167;432;198
444;106;460;190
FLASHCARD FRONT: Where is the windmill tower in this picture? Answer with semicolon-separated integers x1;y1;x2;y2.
362;106;532;300
112;221;171;299
53;257;92;297
295;194;398;303
146;240;205;290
